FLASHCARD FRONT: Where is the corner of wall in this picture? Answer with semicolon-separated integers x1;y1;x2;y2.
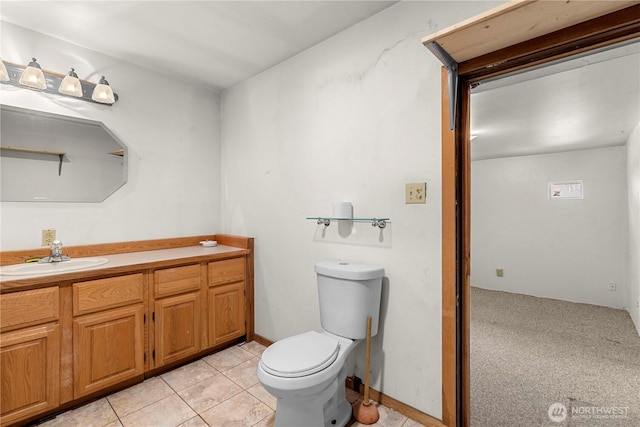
626;120;640;335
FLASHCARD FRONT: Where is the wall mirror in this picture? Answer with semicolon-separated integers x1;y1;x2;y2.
1;105;128;202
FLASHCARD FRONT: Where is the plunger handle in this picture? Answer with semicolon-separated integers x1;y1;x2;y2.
353;315;379;424
364;315;372;403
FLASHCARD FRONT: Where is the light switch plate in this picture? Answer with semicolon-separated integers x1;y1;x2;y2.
405;182;426;204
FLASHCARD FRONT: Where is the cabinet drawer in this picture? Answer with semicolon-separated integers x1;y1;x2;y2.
73;274;144;316
208;258;245;286
0;287;59;330
154;264;201;298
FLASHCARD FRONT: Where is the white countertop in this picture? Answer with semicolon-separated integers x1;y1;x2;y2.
0;244;247;291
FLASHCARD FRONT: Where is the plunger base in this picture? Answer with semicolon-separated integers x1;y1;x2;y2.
353;400;380;425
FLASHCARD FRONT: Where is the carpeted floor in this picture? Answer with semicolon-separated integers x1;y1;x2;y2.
471;287;640;427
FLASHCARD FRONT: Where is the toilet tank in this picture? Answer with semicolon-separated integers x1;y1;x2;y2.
315;260;384;339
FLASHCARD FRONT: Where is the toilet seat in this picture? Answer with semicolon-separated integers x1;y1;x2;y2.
260;331;340;378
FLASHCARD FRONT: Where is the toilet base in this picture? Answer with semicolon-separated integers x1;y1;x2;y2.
273;365;352;427
331;399;353;427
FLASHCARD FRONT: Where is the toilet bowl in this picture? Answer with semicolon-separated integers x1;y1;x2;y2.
257;331;357;427
256;260;384;427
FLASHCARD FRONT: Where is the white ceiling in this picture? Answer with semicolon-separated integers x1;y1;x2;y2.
2;1;638;160
471;40;640;160
0;1;397;91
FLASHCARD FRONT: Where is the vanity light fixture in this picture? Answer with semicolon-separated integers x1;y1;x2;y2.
18;58;47;90
58;68;82;97
0;60;9;82
91;76;115;104
0;58;118;105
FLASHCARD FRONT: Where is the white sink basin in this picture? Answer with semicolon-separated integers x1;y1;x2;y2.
0;257;109;276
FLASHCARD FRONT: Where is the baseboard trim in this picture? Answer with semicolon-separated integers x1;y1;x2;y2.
356;384;445;427
250;335;444;427
252;334;273;348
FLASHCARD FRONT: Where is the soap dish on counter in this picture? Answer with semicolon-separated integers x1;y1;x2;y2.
199;240;217;247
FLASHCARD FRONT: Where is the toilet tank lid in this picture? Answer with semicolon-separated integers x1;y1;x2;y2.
315;260;384;280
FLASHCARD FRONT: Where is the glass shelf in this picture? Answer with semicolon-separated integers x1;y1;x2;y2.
306;217;390;229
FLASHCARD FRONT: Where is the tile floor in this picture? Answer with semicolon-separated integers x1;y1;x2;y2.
34;341;425;427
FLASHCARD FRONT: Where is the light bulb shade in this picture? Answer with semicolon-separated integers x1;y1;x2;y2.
58;68;82;97
0;60;9;82
91;76;115;104
19;58;46;89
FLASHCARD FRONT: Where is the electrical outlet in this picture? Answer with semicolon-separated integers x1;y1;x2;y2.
42;229;56;246
405;182;426;204
496;268;504;277
608;282;616;291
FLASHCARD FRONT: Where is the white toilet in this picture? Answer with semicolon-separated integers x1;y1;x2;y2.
257;260;384;427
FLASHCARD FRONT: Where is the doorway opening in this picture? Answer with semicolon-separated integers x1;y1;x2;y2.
469;39;640;425
426;3;640;425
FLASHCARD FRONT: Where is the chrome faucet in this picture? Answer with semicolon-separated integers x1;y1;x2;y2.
39;240;71;263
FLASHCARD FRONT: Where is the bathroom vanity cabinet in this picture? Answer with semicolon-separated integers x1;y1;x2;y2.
208;257;246;346
0;287;60;425
152;264;203;367
72;273;146;398
0;235;254;426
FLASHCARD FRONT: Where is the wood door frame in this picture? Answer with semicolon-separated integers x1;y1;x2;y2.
441;6;640;427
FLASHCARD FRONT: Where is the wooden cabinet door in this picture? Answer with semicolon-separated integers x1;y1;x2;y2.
73;304;144;398
1;323;60;425
208;282;245;346
154;292;201;367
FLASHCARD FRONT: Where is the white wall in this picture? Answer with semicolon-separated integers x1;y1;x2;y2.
221;1;501;418
627;121;640;334
471;147;628;309
0;22;222;250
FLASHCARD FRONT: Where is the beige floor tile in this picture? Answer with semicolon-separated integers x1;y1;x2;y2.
251;412;275;427
240;341;267;357
199;391;273;427
31;342;415;427
401;418;427;427
178;371;243;413
107;376;176;418
120;394;196;427
375;402;408;427
36;398;118;427
202;345;255;371
177;415;209;427
247;383;277;410
161;359;218;392
223;357;260;389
